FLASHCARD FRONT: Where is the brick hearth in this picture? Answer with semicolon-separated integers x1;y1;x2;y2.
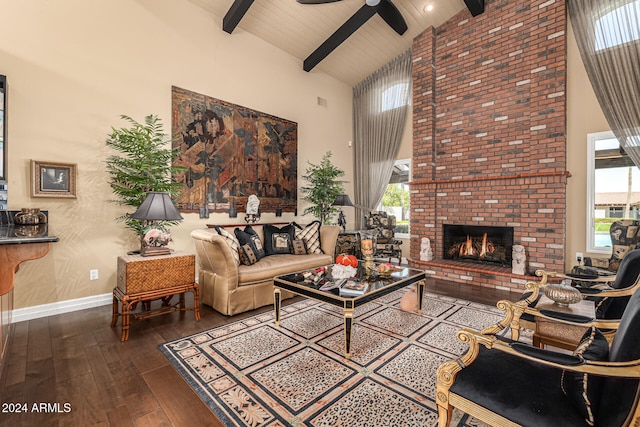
408;0;567;292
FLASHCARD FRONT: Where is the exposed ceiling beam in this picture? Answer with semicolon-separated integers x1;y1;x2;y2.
223;0;255;34
304;5;377;72
463;0;484;17
303;0;407;72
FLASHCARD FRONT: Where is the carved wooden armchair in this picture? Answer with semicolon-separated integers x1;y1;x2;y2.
573;220;640;277
436;284;640;426
363;211;403;263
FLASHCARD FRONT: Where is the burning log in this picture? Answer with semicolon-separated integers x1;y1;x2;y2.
447;234;496;258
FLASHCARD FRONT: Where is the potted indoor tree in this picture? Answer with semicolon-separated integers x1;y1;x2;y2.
301;151;346;224
105;114;185;243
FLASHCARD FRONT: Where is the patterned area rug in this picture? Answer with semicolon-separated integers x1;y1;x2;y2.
160;290;510;426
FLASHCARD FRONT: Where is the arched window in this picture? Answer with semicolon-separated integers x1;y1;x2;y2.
595;0;640;51
381;82;410;112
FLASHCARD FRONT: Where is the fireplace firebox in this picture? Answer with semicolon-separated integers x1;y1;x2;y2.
443;224;514;267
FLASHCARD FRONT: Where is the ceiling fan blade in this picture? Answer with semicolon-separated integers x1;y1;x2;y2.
377;0;407;35
222;0;255;34
297;0;343;4
304;5;376;72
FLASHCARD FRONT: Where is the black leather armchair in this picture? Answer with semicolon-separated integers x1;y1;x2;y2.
436;285;640;426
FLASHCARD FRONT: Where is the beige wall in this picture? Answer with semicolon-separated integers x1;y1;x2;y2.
1;2;610;310
1;0;353;309
566;22;610;271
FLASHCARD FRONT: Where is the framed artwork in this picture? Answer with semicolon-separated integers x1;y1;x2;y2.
31;160;77;198
171;86;298;214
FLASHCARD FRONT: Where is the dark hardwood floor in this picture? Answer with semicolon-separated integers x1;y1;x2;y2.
0;279;520;426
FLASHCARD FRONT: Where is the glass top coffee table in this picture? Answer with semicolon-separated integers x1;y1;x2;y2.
273;264;426;359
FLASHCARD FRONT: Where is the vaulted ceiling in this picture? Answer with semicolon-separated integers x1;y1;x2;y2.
186;0;478;86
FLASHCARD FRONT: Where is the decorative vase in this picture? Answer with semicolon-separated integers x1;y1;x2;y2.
14;224;46;237
359;230;376;277
544;282;582;306
14;208;47;225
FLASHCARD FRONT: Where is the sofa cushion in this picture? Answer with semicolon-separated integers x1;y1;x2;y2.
234;225;266;260
264;224;295;255
561;327;609;426
293;221;323;254
292;239;307;255
239;243;258;265
214;225;240;266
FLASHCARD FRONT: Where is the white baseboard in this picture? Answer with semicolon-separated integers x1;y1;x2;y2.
11;293;113;324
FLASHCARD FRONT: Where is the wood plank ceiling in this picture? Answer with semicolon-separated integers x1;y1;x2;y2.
185;0;469;86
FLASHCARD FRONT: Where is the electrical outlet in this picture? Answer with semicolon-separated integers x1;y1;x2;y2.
576;252;583;263
90;269;99;281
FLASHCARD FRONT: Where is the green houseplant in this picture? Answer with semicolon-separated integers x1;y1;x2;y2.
301;151;346;224
105;114;184;241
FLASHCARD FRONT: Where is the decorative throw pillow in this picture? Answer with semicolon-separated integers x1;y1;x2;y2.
292;239;307;255
214;226;240;266
234;226;266;260
561;327;609;426
263;223;295;255
293;221;323;254
239;243;258;265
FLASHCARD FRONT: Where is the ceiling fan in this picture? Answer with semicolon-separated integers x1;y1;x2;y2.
298;0;408;72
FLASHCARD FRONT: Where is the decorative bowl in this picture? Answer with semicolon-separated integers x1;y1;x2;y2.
544;283;582;306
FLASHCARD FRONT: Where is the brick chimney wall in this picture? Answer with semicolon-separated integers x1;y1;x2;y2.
410;0;567;291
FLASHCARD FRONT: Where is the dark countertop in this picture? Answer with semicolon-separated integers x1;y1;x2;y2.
0;225;59;244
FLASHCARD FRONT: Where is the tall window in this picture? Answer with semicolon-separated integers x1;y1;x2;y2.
595;0;640;51
381;82;410;112
587;131;640;252
378;159;410;237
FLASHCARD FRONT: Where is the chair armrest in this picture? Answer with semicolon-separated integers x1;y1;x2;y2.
538;309;593;323
523;306;621;330
454;328;640;377
191;229;240;290
320;225;340;257
510;342;584;365
536;269;617;284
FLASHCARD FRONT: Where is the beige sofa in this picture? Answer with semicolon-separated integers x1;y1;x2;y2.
191;224;340;315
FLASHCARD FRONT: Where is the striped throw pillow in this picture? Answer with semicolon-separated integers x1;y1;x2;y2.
293;221;323;254
214;226;240;266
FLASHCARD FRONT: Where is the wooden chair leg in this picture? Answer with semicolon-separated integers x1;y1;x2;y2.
111;294;119;327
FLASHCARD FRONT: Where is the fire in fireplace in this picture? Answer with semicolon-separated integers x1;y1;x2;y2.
443;224;514;267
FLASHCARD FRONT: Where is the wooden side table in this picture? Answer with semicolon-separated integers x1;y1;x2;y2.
533;295;595;350
111;251;200;341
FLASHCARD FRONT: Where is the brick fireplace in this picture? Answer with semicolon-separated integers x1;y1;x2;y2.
409;0;567;292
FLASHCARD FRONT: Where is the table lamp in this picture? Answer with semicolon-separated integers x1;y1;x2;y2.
132;192;183;256
332;194;353;232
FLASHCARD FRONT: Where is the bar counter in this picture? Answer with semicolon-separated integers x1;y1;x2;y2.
0;224;59;295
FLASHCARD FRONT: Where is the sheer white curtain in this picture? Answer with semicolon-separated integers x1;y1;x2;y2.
568;0;640;166
352;49;412;228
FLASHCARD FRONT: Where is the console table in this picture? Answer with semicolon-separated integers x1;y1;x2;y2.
111;251;200;341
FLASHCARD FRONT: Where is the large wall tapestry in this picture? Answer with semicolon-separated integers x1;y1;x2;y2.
172;86;298;214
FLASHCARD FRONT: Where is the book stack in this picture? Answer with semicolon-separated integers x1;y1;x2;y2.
339;280;369;297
